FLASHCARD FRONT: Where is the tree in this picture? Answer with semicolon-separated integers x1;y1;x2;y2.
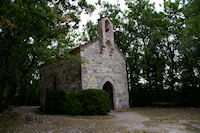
82;20;98;42
93;0;168;105
0;0;94;111
83;0;199;107
160;0;184;98
178;0;200;106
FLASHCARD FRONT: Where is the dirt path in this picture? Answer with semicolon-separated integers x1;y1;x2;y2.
109;111;190;133
12;106;39;114
13;106;150;131
1;106;200;133
108;111;149;131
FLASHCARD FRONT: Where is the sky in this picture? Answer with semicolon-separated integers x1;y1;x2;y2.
80;0;164;27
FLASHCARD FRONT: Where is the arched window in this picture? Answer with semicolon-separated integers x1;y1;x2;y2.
105;20;110;32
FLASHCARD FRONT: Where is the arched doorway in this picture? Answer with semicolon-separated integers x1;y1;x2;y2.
103;81;114;110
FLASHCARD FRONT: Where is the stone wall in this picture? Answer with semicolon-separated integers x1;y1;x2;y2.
39;53;82;110
80;39;129;109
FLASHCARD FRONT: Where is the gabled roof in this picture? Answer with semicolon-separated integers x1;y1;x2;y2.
68;37;126;60
68;38;99;54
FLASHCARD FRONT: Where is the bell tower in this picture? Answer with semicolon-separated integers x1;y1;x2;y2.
98;17;114;55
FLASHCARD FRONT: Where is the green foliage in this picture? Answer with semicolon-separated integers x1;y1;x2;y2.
45;89;110;115
177;86;200;107
92;0;200;107
65;89;110;115
179;0;200;106
14;85;40;106
45;90;67;114
129;86;151;107
1;0;199;110
83;21;98;41
80;89;110;115
0;0;94;111
65;92;83;115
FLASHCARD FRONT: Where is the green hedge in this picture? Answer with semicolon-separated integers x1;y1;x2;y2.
45;89;111;115
80;89;110;115
65;91;83;115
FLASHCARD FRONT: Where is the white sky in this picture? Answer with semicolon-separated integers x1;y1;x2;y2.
80;0;164;27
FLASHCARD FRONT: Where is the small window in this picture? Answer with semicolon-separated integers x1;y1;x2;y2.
106;40;112;47
105;20;110;32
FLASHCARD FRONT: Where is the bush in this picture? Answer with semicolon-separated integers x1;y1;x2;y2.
129;86;151;107
80;89;110;115
65;92;83;115
177;86;200;107
65;89;110;115
45;89;111;115
45;89;67;114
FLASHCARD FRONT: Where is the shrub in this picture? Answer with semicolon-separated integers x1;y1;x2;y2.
65;92;83;115
65;89;110;115
45;89;67;114
80;89;111;115
177;86;200;107
129;86;151;107
45;89;111;115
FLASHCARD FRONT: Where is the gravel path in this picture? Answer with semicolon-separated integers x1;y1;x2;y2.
13;106;39;114
1;106;199;133
108;111;149;130
108;111;191;133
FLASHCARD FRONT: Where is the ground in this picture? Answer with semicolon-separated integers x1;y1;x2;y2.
0;106;200;133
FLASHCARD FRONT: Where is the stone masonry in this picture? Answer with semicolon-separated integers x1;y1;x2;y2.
40;17;129;110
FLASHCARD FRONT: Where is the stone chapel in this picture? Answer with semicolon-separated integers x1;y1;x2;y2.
40;17;129;110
